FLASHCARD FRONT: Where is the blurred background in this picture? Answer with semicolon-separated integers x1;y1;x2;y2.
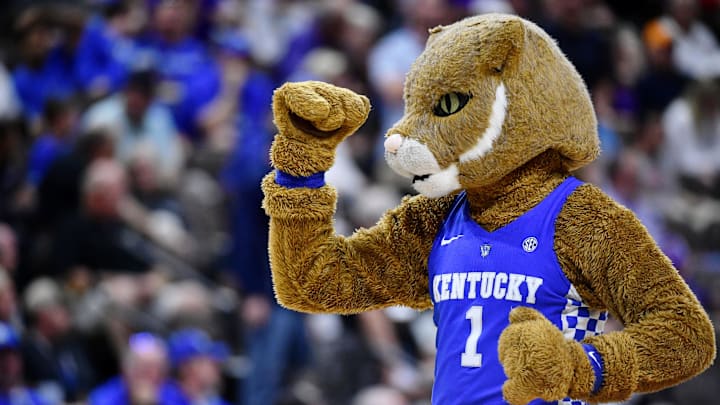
0;0;718;404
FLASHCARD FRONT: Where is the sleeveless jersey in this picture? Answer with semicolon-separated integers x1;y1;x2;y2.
428;177;608;405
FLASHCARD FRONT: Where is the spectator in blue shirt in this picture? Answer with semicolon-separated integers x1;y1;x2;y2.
26;99;77;188
74;1;146;99
167;329;230;405
0;323;48;405
145;0;221;142
12;9;78;124
89;332;181;405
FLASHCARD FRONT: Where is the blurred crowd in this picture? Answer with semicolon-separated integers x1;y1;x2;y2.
0;0;719;404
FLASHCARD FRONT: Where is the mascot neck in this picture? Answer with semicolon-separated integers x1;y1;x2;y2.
465;150;568;232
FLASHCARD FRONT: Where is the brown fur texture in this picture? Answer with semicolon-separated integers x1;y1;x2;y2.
263;171;452;312
270;81;370;176
391;15;598;190
262;13;715;405
498;307;595;404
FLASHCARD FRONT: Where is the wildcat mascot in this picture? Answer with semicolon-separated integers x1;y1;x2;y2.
260;14;715;405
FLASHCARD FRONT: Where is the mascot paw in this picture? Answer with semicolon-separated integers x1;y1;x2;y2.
273;81;370;140
270;81;370;175
499;307;591;405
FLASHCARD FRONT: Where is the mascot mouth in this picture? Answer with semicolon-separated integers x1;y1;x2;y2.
383;135;461;197
409;164;461;198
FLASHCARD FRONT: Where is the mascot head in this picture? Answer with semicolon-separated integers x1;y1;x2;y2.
384;14;599;197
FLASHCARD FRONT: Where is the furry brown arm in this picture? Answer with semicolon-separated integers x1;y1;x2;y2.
555;184;716;402
262;173;454;314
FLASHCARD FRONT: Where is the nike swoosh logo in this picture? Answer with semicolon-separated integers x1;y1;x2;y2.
588;351;601;367
440;235;464;246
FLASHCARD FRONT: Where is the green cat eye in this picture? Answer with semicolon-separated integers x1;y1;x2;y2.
433;92;472;117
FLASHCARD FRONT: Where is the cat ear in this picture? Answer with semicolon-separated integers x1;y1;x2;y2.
426;24;445;47
473;17;524;75
426;17;523;75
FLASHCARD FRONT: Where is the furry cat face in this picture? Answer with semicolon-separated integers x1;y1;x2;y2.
384;14;599;197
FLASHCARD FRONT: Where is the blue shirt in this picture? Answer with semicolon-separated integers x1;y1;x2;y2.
220;71;275;297
13;47;77;120
26;134;70;186
144;37;220;140
88;377;183;405
74;17;140;93
428;177;607;405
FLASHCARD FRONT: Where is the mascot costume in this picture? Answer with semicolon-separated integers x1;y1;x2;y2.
261;14;716;405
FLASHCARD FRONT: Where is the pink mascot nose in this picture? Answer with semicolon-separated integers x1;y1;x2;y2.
384;133;404;154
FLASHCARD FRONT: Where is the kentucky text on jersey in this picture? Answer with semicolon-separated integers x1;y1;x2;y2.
428;177;608;405
432;272;544;304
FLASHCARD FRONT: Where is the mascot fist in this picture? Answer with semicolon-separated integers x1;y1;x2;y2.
499;307;597;405
270;81;371;176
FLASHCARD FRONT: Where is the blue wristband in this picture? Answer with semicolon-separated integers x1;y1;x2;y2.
582;344;604;395
275;170;326;189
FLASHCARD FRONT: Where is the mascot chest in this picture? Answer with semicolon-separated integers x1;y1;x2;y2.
426;178;607;405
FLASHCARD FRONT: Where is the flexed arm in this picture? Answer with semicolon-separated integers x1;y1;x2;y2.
557;185;716;401
498;184;716;404
262;82;453;314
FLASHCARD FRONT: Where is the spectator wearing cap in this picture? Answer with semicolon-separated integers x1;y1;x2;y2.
167;329;230;405
0;323;48;405
89;332;181;405
20;278;94;403
83;70;184;188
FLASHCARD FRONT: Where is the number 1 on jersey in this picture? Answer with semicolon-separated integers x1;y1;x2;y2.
461;305;483;367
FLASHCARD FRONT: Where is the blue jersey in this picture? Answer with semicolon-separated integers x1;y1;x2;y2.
13;47;77;119
144;37;220;141
428;177;608;405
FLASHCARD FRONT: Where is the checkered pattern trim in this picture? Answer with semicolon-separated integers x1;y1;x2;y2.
561;285;608;341
554;286;608;405
557;399;586;405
